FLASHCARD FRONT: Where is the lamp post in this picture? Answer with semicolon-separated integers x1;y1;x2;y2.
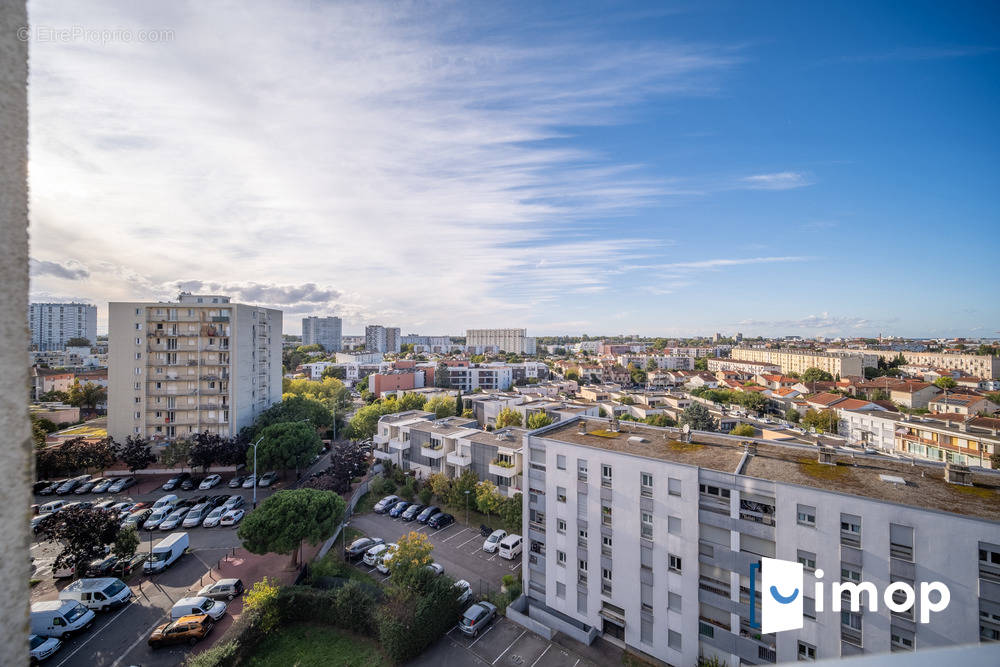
249;434;264;509
341;520;350;559
464;489;470;525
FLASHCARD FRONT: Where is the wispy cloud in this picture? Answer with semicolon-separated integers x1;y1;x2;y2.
739;172;812;191
30;258;90;280
831;45;999;64
737;312;884;332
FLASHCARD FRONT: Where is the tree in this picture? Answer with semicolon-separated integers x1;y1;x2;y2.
434;362;451;389
238;488;345;566
160;438;193;469
114;435;157;473
283;376;351;413
987;392;1000;406
564;370;580;381
801;367;834;383
991;451;1000;471
245;395;334;441
802;409;838;434
427;472;452;500
113;525;140;560
934;377;957;390
67;380;107;411
389;531;434;585
495;407;522;428
189;431;225;472
304;442;369;493
252;421;322;476
321;365;346;380
38;390;69;402
526;412;554;429
425;395;456;419
475;480;502;516
694;357;708;371
627;363;647;385
66;337;91;347
448;470;479;507
738;391;767;414
730;424;756;437
499;493;522;532
619;396;635;406
77;437;116;471
455;390;463;417
680;403;716;431
644;414;676;427
36;506;121;576
784;407;801;423
244;576;282;632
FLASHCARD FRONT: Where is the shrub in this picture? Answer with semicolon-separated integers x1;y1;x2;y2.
400;478;416;500
378;575;464;663
371;476;396;496
418;486;433;505
244;577;281;632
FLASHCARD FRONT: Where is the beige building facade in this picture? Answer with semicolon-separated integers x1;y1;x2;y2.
730;347;863;378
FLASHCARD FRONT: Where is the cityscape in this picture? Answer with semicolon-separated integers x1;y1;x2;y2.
5;2;1000;667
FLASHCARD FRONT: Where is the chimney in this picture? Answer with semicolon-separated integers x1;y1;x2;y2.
578;419;587;435
959;416;971;433
817;446;836;465
945;462;972;486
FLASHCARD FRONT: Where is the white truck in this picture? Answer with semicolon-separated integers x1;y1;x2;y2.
30;600;96;638
144;532;189;574
59;577;133;612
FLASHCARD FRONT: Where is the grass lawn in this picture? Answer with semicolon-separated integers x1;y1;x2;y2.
246;624;385;667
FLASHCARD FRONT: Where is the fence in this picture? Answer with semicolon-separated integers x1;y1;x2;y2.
315;474;373;560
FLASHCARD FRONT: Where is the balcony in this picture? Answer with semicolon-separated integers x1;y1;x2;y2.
421;443;446;459
447;451;471;467
373;448;395;461
388;438;409;452
490;459;519;477
373;434;389;445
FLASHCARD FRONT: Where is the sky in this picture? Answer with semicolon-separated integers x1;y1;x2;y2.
25;1;1000;338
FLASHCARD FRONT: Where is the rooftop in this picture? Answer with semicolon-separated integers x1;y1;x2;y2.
536;417;1000;522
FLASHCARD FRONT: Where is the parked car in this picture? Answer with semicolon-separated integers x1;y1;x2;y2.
196;578;244;601
91;478;115;494
107;476;136;493
29;633;62;664
109;554;148;577
93;500;116;511
362;543;390;567
151;494;179;510
201;506;227;528
498;534;523;560
144;532;189;574
123;509;152;529
373;495;400;514
109;501;135;515
171;596;227;621
416;505;440;524
376;544;398;574
159;508;190;531
180;477;198;491
182;503;211;528
57;476;89;495
221;495;244;511
388;501;411;518
33;480;55;494
206;494;229;509
401;504;424;521
161;473;190;492
38;479;66;495
227;475;246;488
199;474;222;490
30;600;95;638
425;562;445;576
74;478;103;494
219;509;245;526
147;614;214;648
344;536;384;561
84;556;120;578
241;474;257;489
258;471;279;487
178;495;209;508
143;507;172;530
458;601;498;637
428;512;454;529
483;529;507;553
454;579;472;605
60;577;133;611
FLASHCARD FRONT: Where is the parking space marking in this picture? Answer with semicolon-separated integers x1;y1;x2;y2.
109;611;168;667
530;644;551;667
439;526;464;541
458;533;482;549
492;629;526;665
53;599;136;667
469;623;495;647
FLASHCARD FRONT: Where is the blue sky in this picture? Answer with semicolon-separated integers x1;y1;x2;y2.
26;1;1000;337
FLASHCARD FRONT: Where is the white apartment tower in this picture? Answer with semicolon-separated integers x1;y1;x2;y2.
520;417;1000;666
301;315;342;352
108;294;282;444
365;325;400;354
466;328;537;355
29;302;97;350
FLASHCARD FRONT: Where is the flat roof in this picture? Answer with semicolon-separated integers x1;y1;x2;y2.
537;419;1000;521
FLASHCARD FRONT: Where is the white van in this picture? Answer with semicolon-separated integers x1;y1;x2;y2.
144;532;189;573
39;500;67;514
498;534;523;560
152;494;179;510
30;600;96;638
171;595;227;621
60;577;132;612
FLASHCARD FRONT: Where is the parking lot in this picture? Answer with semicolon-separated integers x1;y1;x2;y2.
408;617;597;667
30;473;286;667
349;511;519;594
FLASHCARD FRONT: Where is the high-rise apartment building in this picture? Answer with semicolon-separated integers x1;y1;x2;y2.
520;417;1000;665
365;325;400;354
466;328;536;355
301;315;342;352
28;302;97;351
731;347;863;378
107;293;282;444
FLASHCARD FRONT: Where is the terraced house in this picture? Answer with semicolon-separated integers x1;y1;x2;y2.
518;416;1000;665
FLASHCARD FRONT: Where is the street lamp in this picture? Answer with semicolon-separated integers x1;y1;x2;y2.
341;520;350;559
464;489;471;525
249;434;264;509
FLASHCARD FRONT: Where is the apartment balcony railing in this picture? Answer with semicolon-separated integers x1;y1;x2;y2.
373;434;389;445
489;459;519;477
421;443;446;459
699;577;731;599
373;448;394;461
447;451;471;467
388;438;408;451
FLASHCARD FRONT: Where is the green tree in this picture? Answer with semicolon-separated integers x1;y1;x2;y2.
738;391;767;414
499;493;523;532
246;395;333;440
160;438;193;469
283;376;350;413
475;480;502;516
680;403;716;431
933;377;957;390
66;380;107;411
526;412;554;429
389;531;434;585
114;435;157;473
252;421;322;476
801;409;838;434
730;424;756;437
321;365;346;380
644;414;676;427
564;370;580;381
243;576;281;632
65;337;91;347
495;407;523;428
238;489;345;566
448;470;479;507
693;357;708;371
801;367;834;383
427;472;452;500
784;407;801;423
425;395;456;419
113;525;140;560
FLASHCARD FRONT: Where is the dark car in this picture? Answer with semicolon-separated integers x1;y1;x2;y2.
458;601;498;637
161;473;191;491
33;480;55;494
38;479;66;496
428;512;455;529
114;553;149;577
416;506;440;524
196;578;244;601
401;504;425;521
85;555;120;577
388;501;411;518
178;495;209;508
75;478;105;494
180;477;198;491
227;475;246;489
344;536;385;561
206;495;229;509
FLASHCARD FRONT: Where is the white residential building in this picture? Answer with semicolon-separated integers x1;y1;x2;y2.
466;328;537;355
519;417;1000;665
365;325;401;354
107;294;282;444
301;316;342;352
29;302;98;351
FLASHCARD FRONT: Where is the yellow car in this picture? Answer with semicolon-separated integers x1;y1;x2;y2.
147;613;214;648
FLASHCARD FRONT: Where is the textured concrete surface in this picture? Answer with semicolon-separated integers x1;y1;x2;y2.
0;1;30;665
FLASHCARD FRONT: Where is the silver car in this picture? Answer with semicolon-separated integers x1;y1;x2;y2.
202;506;227;528
158;507;190;530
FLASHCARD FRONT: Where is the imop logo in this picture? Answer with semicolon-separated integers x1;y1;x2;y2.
756;557;804;633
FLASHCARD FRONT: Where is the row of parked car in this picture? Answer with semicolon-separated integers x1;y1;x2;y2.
36;475;136;496
372;495;456;528
160;471;279;492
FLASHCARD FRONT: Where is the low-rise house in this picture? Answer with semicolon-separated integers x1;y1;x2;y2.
928;394;998;416
889;382;941;409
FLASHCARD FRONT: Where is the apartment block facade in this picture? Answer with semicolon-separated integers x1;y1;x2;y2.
466;328;537;355
731;348;863;378
29;302;97;351
520;417;1000;665
107;294;282;444
365;325;401;354
871;350;1000;379
301;315;342;352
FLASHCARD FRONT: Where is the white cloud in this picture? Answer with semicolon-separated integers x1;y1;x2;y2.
739;172;812;190
26;1;742;333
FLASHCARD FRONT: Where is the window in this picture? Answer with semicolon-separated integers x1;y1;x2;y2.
579;559;588;571
640;511;653;540
699;542;714;558
557;454;566;470
602;535;612;555
579;559;588;583
557;486;567;503
578;527;588;541
640;472;653;497
668;592;682;612
601;504;612;526
797;550;817;571
577;591;587;615
601;464;612;488
891;627;914;651
640;616;653;644
797;641;816;661
601;567;613;595
557;550;566;566
841;565;861;583
556;581;566;599
668;554;682;573
557;519;566;534
668;477;681;497
840;513;862;547
667;516;681;535
797;504;816;527
577;459;588;481
641;582;653;612
890;524;914;562
641;544;653;569
668;629;681;650
841;611;863;646
699;484;731;498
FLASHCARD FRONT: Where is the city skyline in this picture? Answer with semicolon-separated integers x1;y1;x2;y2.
26;1;1000;337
